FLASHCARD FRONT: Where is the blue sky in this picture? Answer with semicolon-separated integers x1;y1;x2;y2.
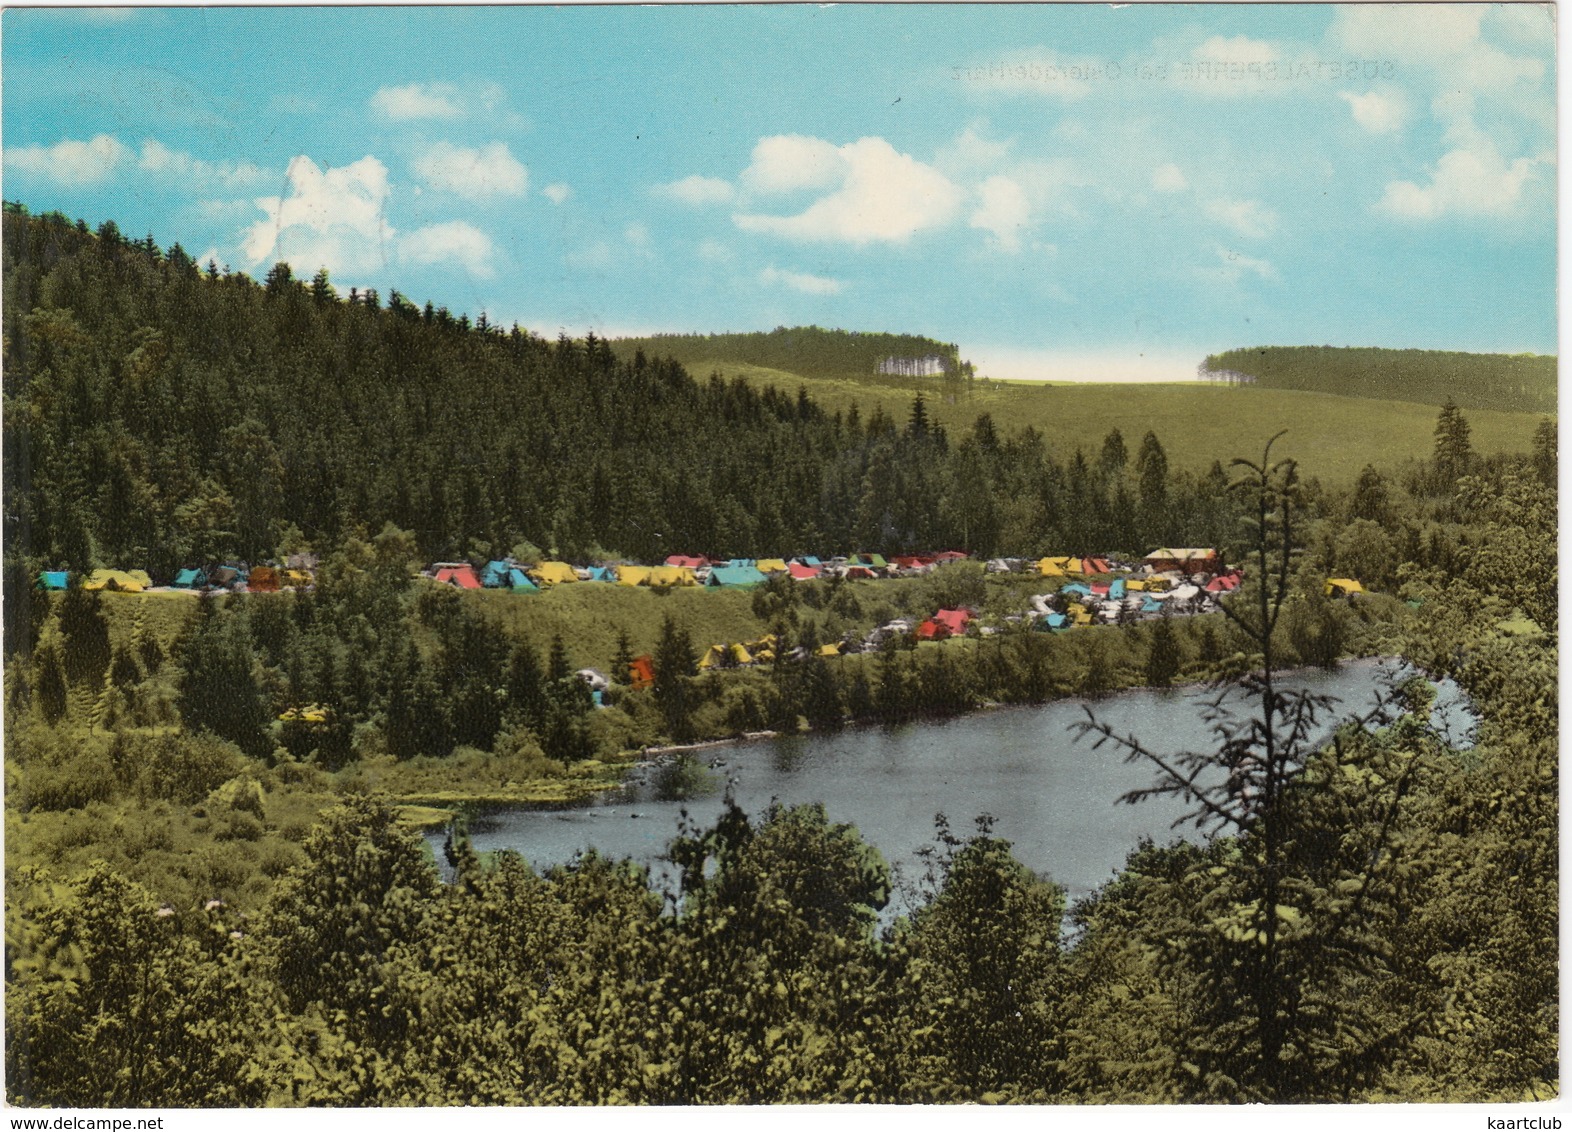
2;4;1557;379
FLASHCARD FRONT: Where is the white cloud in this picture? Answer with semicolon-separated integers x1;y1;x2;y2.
1196;34;1280;65
739;135;845;194
760;266;843;295
1213;246;1279;283
1205;197;1278;239
370;82;464;120
1377;141;1538;221
935;124;1013;175
5;134;131;185
1151;163;1188;192
1339;89;1408;134
1330;5;1484;61
398;220;495;278
969;175;1031;252
696;238;733;262
242;155;393;277
412;141;528;200
138;139;269;190
542;182;571;204
653;175;735;205
733;136;963;246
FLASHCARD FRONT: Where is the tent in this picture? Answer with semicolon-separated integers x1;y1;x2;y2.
855;553;889;570
481;560;512;588
84;569;146;593
932;550;969;563
616;565;652;586
1060;582;1093;598
705;565;767;588
647;566;697;587
508;568;538;592
1082;557;1111;574
248;566;281;592
628;654;655;689
209;566;243;589
817;642;841;657
531;561;579;587
37;570;68;591
281;569;314;588
795;556;823;567
1324;577;1364;598
1206;574;1242;594
583;567;617;583
1144;548;1222;575
172;567;207;590
698;642;754;669
433;563;482;590
787;562;821;581
665;555;706;569
726;558;756;569
1037;557;1071;577
755;558;789;575
1142;597;1165;614
1109;578;1126;600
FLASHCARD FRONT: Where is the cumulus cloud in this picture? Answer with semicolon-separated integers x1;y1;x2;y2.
1195;34;1279;65
1151;163;1188;192
370;82;464;120
412;141;528;200
739;135;846;194
138;139;268;189
1377;137;1538;221
733;136;963;246
399;220;495;278
653;175;735;205
1339;89;1408;134
242;155;394;277
935;124;1013;175
5;134;131;185
1206;197;1278;239
969;175;1031;251
760;266;843;295
542;182;571;204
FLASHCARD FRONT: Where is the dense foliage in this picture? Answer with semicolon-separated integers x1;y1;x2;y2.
1204;345;1556;415
612;326;970;380
2;205;1557;1107
8;208;1247;573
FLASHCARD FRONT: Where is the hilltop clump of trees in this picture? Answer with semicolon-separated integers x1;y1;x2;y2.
611;327;971;381
1203;345;1556;415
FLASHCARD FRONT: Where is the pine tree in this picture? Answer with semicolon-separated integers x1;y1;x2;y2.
1432;398;1474;486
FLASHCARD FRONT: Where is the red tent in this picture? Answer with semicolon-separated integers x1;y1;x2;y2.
1082;557;1111;574
1090;582;1111;597
1206;573;1242;593
433;563;481;590
665;555;706;569
844;566;878;580
628;654;655;689
787;562;821;580
248;566;281;592
932;550;969;562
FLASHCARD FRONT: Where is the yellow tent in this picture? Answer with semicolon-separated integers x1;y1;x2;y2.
1065;557;1087;575
83;569;145;593
1073;610;1094;626
646;565;696;587
817;643;841;657
1125;578;1148;592
531;561;579;586
1324;578;1364;598
755;558;789;574
1037;556;1071;577
615;565;652;586
730;643;754;665
127;570;153;588
698;642;754;669
281;569;314;587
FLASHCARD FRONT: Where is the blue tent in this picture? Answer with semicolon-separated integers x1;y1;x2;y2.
706;565;768;588
173;567;207;589
725;558;756;569
508;568;538;592
584;566;616;582
796;556;822;567
1142;597;1165;614
481;560;511;588
1109;578;1126;600
37;571;68;590
1060;582;1092;597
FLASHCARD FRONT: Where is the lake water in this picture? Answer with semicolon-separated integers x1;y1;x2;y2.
427;659;1472;914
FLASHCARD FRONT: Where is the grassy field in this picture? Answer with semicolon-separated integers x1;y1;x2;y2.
666;360;1548;485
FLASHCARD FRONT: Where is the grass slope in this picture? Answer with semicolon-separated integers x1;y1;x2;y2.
649;360;1546;485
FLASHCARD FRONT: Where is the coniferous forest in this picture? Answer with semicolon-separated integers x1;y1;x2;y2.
2;206;1558;1106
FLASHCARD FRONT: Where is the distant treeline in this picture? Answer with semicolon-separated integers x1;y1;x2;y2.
611;326;970;380
3;207;1230;575
1204;346;1556;415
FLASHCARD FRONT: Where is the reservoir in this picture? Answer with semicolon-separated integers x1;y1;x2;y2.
429;659;1472;914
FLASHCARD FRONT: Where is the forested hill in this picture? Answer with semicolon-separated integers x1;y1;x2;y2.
611;327;971;380
1203;345;1556;415
1;207;1235;575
